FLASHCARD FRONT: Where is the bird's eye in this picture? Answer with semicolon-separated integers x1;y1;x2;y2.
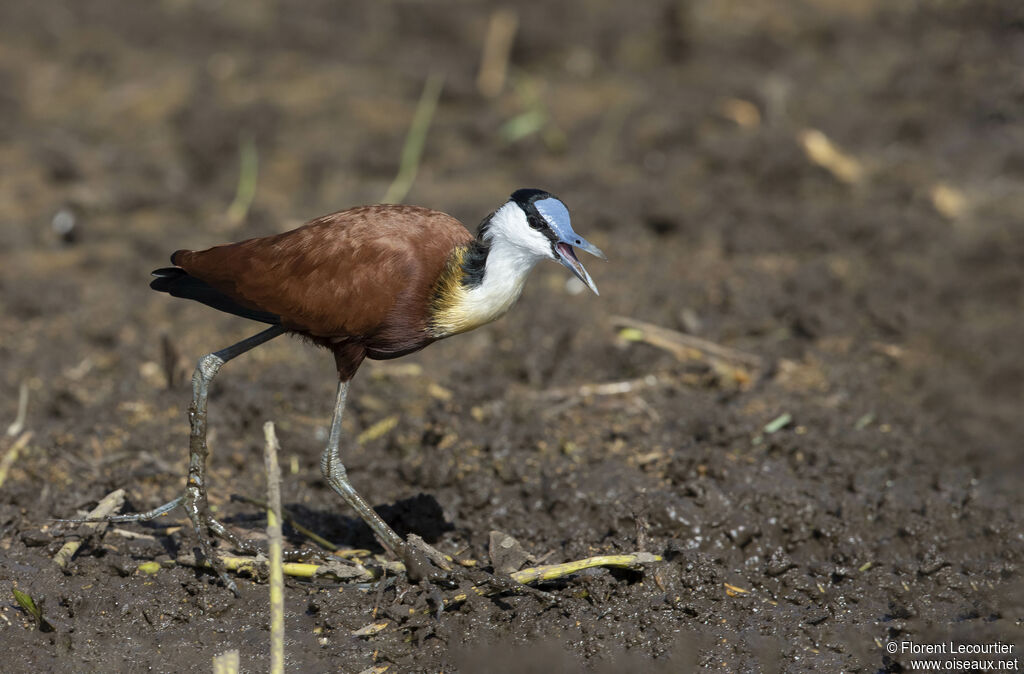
575;239;581;244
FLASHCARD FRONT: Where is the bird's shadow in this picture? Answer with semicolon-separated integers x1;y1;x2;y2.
225;492;454;553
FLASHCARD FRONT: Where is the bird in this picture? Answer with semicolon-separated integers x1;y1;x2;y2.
80;188;604;592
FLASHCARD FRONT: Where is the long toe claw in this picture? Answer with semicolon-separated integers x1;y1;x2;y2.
186;508;242;595
204;515;260;556
194;528;239;596
222;576;239;596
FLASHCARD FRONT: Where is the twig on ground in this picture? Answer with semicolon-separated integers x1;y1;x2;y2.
509;552;660;584
798;128;864;185
763;413;793;434
612;315;763;388
177;549;661;602
0;431;32;489
263;422;285;674
53;489;126;568
612;316;762;366
6;381;29;437
352;621;389;637
111;527;158;541
177;553;376;583
418;552;662;613
475;372;675;421
483;316;765;411
531;373;670;402
381;73;444;204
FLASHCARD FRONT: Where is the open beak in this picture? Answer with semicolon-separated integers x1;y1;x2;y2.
555;236;606;296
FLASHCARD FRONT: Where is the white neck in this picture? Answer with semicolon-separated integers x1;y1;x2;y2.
431;202;550;336
463;236;542;321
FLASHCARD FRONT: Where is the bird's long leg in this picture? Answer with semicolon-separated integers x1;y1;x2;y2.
58;326;288;592
182;325;287;593
320;380;449;582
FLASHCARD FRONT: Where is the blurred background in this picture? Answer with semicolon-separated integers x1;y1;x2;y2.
0;0;1021;671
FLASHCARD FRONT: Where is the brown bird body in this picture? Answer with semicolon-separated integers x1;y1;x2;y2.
79;189;605;593
164;205;474;379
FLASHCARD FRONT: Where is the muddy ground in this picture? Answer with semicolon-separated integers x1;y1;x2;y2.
1;0;1022;671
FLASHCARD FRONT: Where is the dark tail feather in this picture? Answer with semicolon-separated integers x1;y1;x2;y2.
150;268;281;325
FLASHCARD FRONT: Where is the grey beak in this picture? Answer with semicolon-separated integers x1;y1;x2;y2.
554;235;605;295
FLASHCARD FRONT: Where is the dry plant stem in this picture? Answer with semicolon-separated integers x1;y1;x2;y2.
181;551;662;601
531;373;671;402
611;315;763;367
798;128;864;184
431;553;664;612
111;527;158;541
54;489;125;568
0;431;32;489
263;422;285;674
177;553;376;583
509;553;661;584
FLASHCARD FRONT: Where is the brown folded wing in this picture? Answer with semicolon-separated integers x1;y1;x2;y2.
172;205;473;342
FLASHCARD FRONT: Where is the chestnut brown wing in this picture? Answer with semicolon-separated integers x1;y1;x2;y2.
170;205;473;339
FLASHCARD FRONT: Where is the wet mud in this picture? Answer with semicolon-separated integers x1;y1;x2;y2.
1;1;1022;671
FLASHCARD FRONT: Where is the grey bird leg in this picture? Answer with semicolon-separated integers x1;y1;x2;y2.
60;326;287;594
320;380;449;582
183;325;287;593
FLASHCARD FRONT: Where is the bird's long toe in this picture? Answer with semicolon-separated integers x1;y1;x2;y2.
182;504;241;595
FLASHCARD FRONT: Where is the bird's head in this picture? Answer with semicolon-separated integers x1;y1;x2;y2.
483;188;606;295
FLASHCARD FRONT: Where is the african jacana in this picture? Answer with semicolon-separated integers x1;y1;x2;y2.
85;189;603;592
